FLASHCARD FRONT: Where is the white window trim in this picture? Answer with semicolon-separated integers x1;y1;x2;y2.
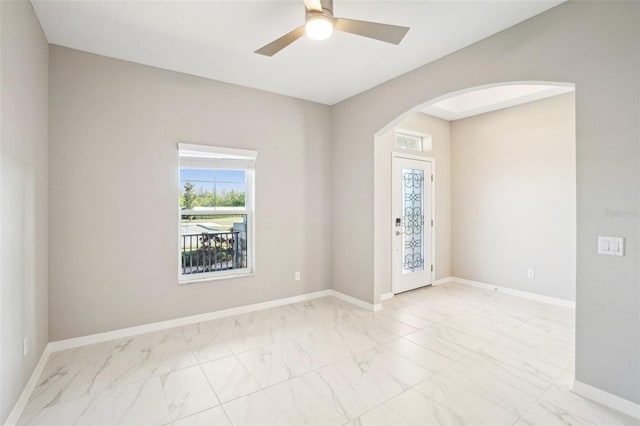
179;143;257;161
395;128;429;139
178;143;256;285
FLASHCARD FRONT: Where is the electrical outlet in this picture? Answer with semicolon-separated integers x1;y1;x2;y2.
527;269;535;279
23;337;28;357
295;271;301;281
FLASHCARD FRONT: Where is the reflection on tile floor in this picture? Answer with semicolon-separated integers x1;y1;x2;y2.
18;282;639;426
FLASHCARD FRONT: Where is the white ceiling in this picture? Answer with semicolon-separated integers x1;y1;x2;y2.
421;83;575;121
32;0;563;105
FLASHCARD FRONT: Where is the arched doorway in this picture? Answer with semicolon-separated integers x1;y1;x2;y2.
373;81;576;306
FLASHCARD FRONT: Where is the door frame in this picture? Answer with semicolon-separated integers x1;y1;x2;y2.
391;152;436;294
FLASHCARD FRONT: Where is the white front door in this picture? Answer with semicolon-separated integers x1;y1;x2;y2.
392;155;434;294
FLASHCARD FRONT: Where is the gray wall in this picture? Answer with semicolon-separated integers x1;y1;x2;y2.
374;113;451;300
49;46;332;340
331;1;639;404
0;1;49;423
451;93;576;301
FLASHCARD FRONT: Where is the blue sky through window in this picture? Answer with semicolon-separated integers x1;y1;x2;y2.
180;169;245;194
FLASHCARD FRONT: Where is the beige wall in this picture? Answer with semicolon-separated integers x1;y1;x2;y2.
451;93;576;301
374;113;451;300
48;46;332;340
331;1;639;404
0;1;49;422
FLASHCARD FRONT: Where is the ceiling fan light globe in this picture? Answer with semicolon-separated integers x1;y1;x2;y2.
305;16;333;40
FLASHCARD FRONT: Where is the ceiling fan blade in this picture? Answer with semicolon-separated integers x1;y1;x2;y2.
255;26;306;56
303;0;323;12
334;18;409;45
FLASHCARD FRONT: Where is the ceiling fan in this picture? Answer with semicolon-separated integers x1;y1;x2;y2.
255;0;410;57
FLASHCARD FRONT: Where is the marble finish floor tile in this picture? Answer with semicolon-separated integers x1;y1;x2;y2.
393;303;449;323
350;309;418;336
467;303;531;328
160;365;219;421
331;320;398;354
269;307;317;341
201;356;261;403
377;305;433;329
536;306;575;328
485;295;547;322
382;337;454;374
379;294;417;311
356;388;470;426
475;342;566;388
519;315;575;344
439;284;500;304
223;390;288;426
404;323;488;361
441;311;515;341
112;334;149;355
553;368;575;392
236;327;353;388
492;328;574;369
304;346;431;421
19;389;114;426
416;294;477;315
515;385;639;426
173;406;231;426
27;284;638;426
181;322;234;364
398;297;469;323
112;332;198;387
24;353;114;414
41;348;78;373
457;354;550;400
265;376;348;425
415;359;541;425
223;322;278;354
114;376;171;426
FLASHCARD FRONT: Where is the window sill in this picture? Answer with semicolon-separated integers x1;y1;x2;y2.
179;269;254;285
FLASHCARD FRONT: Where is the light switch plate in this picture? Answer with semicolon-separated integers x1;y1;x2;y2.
598;236;624;256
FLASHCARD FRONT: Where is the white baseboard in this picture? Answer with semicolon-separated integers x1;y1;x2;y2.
380;292;394;301
49;289;335;352
451;277;575;308
330;290;381;311
572;380;640;420
47;289;379;353
433;276;453;286
3;345;52;426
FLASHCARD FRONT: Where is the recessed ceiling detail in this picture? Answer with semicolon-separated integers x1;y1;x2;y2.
32;0;563;105
421;84;575;121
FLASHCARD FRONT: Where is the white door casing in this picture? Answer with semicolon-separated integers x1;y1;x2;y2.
392;154;434;294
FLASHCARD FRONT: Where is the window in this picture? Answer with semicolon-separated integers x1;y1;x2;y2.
178;143;256;283
395;129;432;152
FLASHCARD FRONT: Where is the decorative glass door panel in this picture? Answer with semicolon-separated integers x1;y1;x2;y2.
402;168;425;273
393;156;433;294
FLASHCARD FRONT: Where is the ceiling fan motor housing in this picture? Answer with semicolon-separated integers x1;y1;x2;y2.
305;0;334;22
